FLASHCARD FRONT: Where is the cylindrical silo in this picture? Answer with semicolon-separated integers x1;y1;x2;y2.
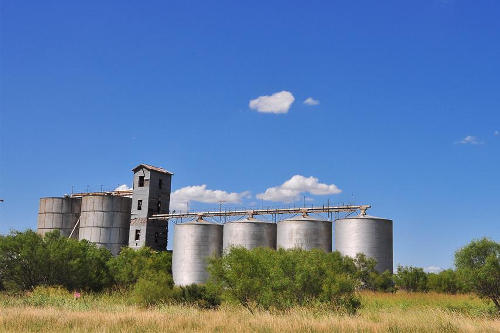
172;219;223;286
277;214;332;252
335;215;393;273
79;195;132;255
37;197;81;238
223;217;276;251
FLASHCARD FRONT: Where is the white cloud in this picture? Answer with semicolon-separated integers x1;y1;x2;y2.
494;130;499;136
424;266;443;274
249;91;295;114
256;175;341;203
303;97;319;106
114;184;132;191
457;135;483;145
170;185;249;212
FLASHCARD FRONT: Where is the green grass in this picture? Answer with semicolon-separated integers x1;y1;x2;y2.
0;288;498;332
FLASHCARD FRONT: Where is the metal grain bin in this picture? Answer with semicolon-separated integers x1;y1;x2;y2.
335;215;393;273
223;217;276;251
37;197;81;238
172;219;223;286
78;195;132;255
277;215;332;252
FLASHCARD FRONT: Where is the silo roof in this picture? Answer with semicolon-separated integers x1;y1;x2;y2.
226;217;273;224
180;219;221;225
340;214;392;221
282;215;329;222
132;164;174;175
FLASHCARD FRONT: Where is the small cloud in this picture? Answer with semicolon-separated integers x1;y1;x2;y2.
456;135;483;145
494;130;499;136
424;266;443;274
249;91;295;114
170;185;249;212
256;175;341;203
114;184;132;191
303;97;319;106
437;0;453;7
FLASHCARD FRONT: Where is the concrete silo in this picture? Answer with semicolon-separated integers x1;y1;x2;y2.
277;214;332;252
37;197;81;238
335;215;393;273
172;219;223;286
223;217;276;251
78;195;132;255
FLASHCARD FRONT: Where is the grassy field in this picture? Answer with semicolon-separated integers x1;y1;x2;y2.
0;290;498;332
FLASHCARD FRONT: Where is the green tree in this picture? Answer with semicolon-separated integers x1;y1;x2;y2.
455;238;500;311
208;247;360;313
0;230;47;290
43;231;113;291
132;271;177;306
373;270;396;292
353;253;394;292
427;269;466;294
353;253;377;290
107;247;172;288
394;266;428;292
0;230;112;291
177;284;221;309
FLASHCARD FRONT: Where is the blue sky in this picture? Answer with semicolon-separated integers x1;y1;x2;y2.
1;0;499;271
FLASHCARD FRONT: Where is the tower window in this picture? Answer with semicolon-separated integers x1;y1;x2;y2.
135;229;141;241
159;178;163;189
137;200;142;210
154;232;159;243
157;201;161;213
138;176;145;187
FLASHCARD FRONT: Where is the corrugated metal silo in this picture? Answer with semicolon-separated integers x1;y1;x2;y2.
172;219;223;286
78;195;132;255
223;217;276;251
277;215;332;252
335;215;393;273
37;197;81;238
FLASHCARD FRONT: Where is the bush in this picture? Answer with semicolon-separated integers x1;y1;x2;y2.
132;271;177;306
0;230;112;291
208;247;360;313
373;270;396;292
354;253;395;292
427;269;466;294
177;284;221;309
394;266;428;292
108;247;172;288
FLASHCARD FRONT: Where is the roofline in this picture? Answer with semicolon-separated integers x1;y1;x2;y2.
132;164;174;175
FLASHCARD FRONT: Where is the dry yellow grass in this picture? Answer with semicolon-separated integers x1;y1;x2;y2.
0;292;498;332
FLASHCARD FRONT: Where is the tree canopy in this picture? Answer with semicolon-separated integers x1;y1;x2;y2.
455;238;500;311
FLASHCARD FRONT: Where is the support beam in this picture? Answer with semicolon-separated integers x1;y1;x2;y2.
150;205;370;221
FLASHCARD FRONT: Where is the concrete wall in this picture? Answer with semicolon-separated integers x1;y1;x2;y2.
128;218;168;251
37;197;81;238
79;195;132;255
148;171;171;215
131;168;151;219
129;166;171;250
